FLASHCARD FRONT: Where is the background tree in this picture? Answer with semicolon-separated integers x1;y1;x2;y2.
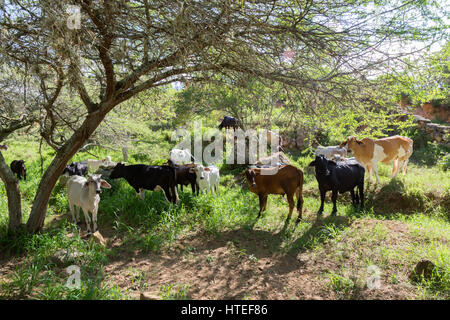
0;0;446;233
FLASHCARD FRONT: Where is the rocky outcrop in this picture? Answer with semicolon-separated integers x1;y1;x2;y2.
413;115;449;144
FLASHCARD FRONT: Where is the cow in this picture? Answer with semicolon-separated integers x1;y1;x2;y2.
314;145;347;161
309;155;364;216
10;160;26;180
67;174;111;234
218;116;238;130
62;161;88;176
169;148;195;165
243;164;304;224
109;161;178;203
86;156;116;172
0;144;8;151
192;164;220;193
256;151;290;166
174;163;199;195
339;135;413;184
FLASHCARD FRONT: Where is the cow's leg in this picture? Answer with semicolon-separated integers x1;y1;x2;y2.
286;193;295;223
392;158;399;178
331;189;338;216
371;161;380;184
350;189;357;207
295;185;303;224
318;189;326;215
82;208;92;234
358;181;364;210
161;187;171;203
257;195;268;218
402;158;409;175
92;209;98;233
171;185;179;203
69;201;76;224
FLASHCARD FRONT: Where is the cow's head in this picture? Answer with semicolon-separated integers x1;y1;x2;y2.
86;174;111;194
344;136;364;153
309;155;331;176
243;168;257;188
193;165;209;180
110;162;126;179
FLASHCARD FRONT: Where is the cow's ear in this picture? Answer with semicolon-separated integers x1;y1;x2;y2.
205;167;210;171
356;139;364;145
308;160;316;167
101;179;112;189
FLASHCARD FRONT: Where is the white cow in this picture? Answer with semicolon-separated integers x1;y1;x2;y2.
67;174;111;233
192;165;220;194
193;165;211;193
206;165;220;194
314;145;347;160
170;148;194;165
86;156;116;172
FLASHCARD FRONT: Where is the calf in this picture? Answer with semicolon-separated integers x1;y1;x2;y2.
218;116;238;130
86;156;116;172
340;135;413;183
63;161;88;176
110;162;178;203
66;174;111;233
169;148;195;165
192;165;212;193
10;160;26;180
243;164;304;224
314;145;347;160
174;163;199;195
206;165;220;194
309;155;364;216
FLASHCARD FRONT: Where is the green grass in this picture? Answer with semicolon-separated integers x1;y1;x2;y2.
0;137;449;300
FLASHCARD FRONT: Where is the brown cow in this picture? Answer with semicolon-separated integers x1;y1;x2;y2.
243;164;304;224
340;135;413;184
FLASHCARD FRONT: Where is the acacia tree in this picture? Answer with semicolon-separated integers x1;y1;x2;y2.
0;0;446;233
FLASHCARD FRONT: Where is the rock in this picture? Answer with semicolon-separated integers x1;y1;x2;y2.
51;249;84;267
140;292;160;300
410;259;436;281
92;231;106;247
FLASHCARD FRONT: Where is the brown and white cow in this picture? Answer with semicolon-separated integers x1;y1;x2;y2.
340;135;413;184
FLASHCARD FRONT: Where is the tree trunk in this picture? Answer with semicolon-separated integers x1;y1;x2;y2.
26;112;108;233
0;152;23;232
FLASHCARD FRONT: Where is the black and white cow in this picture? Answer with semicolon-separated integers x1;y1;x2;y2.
63;161;89;177
309;155;364;216
109;161;178;203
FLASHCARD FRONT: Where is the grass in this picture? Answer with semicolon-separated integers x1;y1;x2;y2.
0;137;449;299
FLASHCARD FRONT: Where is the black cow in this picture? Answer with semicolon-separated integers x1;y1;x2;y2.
174;163;199;195
309;155;364;216
218;116;238;130
10;160;26;180
62;161;88;176
110;161;178;203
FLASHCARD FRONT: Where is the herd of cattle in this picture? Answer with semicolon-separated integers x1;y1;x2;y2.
1;130;414;234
